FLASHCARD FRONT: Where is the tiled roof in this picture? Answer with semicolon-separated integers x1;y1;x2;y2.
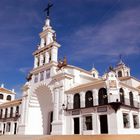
0;99;22;108
66;79;105;94
119;76;131;81
119;76;140;82
0;87;15;94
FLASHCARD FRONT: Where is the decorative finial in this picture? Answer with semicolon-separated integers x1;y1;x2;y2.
92;63;95;68
57;56;68;70
91;63;96;71
44;1;53;18
12;89;15;93
1;84;4;88
109;66;114;71
117;54;124;66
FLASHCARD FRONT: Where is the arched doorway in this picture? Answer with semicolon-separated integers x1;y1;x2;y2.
98;88;108;105
85;91;93;108
118;71;122;77
73;93;80;109
119;88;125;104
32;85;53;135
129;92;134;107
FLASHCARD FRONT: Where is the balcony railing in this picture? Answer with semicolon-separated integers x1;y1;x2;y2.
0;113;20;122
66;98;140;111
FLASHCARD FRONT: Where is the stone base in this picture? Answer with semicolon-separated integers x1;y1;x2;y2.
51;120;63;135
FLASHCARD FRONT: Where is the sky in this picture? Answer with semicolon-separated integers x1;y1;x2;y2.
0;0;140;97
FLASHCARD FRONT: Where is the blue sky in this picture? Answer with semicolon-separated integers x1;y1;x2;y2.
0;0;140;97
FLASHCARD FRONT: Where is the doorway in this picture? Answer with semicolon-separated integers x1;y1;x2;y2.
14;123;17;135
100;115;108;134
49;111;53;134
3;123;5;134
74;117;80;134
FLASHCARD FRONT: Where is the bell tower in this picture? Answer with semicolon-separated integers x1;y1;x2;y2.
114;57;130;78
33;1;60;69
33;17;60;69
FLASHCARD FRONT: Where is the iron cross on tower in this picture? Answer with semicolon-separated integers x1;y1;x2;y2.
44;1;53;18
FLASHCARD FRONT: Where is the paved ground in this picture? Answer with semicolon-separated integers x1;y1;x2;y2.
1;135;140;140
0;135;47;140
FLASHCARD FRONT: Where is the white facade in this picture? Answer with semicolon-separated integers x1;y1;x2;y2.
0;16;140;135
17;17;140;135
0;85;21;135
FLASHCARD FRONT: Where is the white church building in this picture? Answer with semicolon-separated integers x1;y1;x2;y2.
0;6;140;135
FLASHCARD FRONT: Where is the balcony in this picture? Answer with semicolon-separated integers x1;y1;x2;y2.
65;97;140;112
0;112;20;122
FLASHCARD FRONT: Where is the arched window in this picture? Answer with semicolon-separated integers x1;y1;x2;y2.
0;94;3;99
49;52;51;62
85;91;93;108
98;88;108;105
129;92;134;106
127;71;129;76
6;95;11;101
37;57;40;66
0;109;3;119
74;93;80;109
120;88;125;104
118;71;122;77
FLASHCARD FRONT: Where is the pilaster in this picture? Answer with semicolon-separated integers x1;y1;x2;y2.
45;51;49;64
93;89;98;106
80;91;85;108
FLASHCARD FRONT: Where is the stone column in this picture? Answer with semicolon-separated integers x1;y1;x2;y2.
18;87;29;135
80;92;85;108
51;46;58;62
80;116;83;134
129;112;133;129
58;87;64;120
46;32;53;45
70;94;74;109
93;89;98;106
40;54;43;66
40;38;45;48
34;56;38;68
53;88;59;121
45;52;49;64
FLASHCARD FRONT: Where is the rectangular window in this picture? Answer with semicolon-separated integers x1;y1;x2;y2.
10;107;13;118
34;74;38;83
46;70;50;79
0;109;2;119
123;113;130;128
37;57;40;66
6;122;11;132
5;108;8;118
16;106;19;114
40;72;44;81
43;55;45;65
133;115;139;128
84;116;93;130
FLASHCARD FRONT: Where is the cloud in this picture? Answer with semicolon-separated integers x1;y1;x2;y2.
19;67;31;74
65;7;140;63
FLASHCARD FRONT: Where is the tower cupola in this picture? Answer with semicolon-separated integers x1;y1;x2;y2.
114;57;130;78
91;65;99;78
